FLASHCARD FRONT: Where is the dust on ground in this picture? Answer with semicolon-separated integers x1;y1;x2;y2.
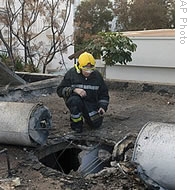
0;85;175;190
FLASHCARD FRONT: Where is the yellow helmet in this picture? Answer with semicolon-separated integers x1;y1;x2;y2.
78;52;95;69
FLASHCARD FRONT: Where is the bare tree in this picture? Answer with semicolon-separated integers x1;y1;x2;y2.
0;0;73;73
0;1;20;69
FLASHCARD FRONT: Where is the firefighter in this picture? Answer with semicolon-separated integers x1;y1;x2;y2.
57;52;109;133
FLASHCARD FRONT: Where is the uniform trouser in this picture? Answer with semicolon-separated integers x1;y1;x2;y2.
66;95;103;130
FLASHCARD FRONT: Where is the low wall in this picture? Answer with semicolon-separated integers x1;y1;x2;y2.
105;37;175;84
0;75;175;102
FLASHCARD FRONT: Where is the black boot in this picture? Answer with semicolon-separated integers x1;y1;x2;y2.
70;120;83;133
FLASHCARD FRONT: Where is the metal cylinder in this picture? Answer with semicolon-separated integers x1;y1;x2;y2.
0;102;52;147
132;122;175;190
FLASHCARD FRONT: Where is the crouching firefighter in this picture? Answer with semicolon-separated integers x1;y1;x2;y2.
57;52;109;133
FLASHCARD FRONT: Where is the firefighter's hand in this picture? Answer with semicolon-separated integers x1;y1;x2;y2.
98;107;105;116
73;88;87;97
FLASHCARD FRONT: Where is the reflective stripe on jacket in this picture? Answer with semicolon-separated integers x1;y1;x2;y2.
57;67;109;111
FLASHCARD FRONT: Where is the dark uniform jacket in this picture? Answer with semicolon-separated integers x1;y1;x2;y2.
57;67;109;112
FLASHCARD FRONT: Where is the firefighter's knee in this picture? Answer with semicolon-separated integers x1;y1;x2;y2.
66;95;83;107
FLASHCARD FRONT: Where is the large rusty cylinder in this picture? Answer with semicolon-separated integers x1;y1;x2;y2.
132;122;175;190
0;102;52;147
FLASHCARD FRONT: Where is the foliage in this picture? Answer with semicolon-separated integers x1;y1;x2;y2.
14;57;24;72
113;0;175;31
0;52;15;70
74;39;92;53
74;0;114;49
0;52;38;72
75;0;174;52
0;52;9;64
24;62;39;73
166;0;175;28
86;32;137;66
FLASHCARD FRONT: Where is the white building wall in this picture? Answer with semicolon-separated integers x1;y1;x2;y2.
105;37;175;84
106;65;174;84
128;37;174;68
0;0;75;74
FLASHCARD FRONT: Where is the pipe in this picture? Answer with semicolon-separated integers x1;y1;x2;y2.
0;102;52;147
132;122;175;190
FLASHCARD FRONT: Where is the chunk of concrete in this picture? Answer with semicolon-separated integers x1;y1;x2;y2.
0;61;26;87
